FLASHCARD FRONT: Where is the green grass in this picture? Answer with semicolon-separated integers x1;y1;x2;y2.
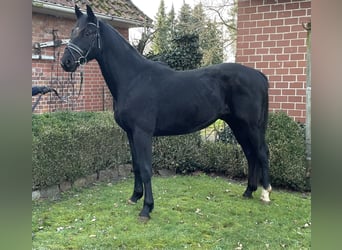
32;175;311;249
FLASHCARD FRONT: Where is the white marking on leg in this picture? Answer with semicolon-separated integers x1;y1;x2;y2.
260;185;272;203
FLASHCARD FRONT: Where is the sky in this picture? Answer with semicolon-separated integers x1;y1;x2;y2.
129;0;197;46
131;0;196;20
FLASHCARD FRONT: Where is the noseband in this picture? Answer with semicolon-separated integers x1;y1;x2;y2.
66;20;101;66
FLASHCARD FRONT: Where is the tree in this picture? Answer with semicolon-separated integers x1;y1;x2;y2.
175;2;194;36
200;20;224;66
192;2;206;34
164;34;202;70
201;0;237;61
151;0;169;55
192;3;223;65
166;4;176;41
147;1;228;70
148;1;202;70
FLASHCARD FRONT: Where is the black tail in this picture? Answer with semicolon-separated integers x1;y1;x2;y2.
257;71;269;133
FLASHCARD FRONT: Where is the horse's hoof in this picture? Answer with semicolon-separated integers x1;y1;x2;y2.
242;192;253;199
261;199;271;205
127;199;137;205
139;215;150;222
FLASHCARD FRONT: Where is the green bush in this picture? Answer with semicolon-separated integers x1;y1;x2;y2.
266;112;309;191
152;133;202;173
32;111;309;192
32;111;130;189
212;112;309;191
152;133;247;177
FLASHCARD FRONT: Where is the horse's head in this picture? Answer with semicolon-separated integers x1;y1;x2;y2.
61;5;101;72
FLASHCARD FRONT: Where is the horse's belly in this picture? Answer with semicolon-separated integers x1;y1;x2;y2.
154;107;220;136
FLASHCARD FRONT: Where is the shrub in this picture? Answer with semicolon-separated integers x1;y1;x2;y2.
152;133;202;173
266;112;309;191
196;141;247;177
32;111;130;189
212;112;309;191
32;111;309;192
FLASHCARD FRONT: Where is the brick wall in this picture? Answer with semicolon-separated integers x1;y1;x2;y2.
236;0;311;123
32;13;129;113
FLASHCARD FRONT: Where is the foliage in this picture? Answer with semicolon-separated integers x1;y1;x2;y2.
152;133;202;173
151;0;169;55
32;175;311;249
159;34;203;70
32;111;130;189
266;112;309;191
32;111;309;192
214;111;309;191
174;2;194;36
152;133;246;177
200;21;224;66
201;0;238;59
148;1;223;69
193;3;224;66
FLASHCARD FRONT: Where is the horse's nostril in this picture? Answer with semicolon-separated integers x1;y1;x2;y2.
61;59;71;68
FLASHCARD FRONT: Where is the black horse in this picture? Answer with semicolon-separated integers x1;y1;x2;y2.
61;5;272;220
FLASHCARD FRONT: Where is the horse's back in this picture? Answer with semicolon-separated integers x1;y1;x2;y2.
205;63;268;90
151;63;268;135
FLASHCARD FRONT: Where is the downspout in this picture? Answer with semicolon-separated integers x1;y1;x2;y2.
303;22;311;184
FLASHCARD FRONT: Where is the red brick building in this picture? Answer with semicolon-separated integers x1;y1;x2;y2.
32;0;151;113
236;0;311;123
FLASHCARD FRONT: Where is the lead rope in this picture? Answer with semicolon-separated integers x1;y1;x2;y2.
32;95;43;112
76;64;84;98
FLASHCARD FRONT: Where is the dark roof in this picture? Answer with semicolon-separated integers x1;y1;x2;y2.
32;0;152;28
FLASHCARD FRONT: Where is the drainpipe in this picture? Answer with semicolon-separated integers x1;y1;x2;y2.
303;22;311;183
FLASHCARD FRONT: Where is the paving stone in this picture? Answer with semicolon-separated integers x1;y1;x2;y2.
32;190;41;201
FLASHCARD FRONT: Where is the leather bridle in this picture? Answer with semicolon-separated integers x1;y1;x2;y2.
66;20;101;66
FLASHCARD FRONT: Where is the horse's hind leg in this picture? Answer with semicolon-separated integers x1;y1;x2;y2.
257;137;272;202
245;125;272;203
224;118;259;198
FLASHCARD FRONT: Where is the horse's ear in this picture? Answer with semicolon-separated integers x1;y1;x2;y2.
86;5;96;22
75;5;83;19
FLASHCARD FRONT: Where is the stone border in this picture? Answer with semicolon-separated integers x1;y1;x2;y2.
32;164;133;201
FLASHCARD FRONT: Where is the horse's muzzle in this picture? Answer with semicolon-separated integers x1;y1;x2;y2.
60;58;77;72
60;49;78;72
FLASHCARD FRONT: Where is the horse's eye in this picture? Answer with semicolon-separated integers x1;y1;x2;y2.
85;30;93;37
71;27;80;37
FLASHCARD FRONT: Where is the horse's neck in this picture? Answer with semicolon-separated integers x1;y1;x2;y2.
96;23;148;101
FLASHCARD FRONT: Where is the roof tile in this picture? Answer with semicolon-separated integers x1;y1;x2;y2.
33;0;152;25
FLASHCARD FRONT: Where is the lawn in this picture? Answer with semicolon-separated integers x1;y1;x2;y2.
32;175;311;249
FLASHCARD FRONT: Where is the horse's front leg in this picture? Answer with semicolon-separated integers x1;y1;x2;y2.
127;133;143;204
127;129;154;220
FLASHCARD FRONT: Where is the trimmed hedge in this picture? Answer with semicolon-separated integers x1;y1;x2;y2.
32;111;310;191
266;112;309;191
32;112;130;189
